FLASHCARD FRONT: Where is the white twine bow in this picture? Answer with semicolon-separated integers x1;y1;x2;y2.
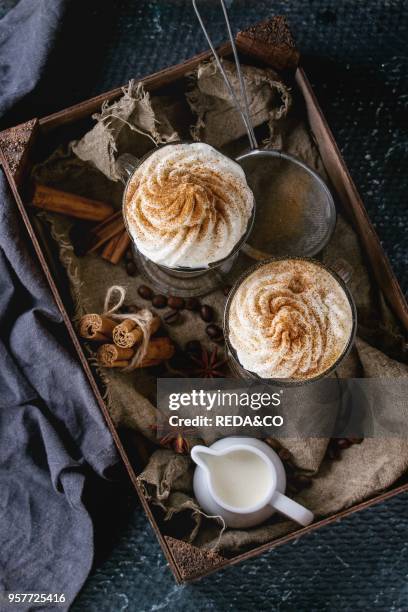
103;285;155;371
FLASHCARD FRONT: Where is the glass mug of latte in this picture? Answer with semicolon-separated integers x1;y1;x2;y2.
224;257;357;384
118;142;256;297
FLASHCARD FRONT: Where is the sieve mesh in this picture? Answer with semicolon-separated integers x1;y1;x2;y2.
237;150;336;259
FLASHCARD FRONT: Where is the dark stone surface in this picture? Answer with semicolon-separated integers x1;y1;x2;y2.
73;491;408;611
1;1;407;610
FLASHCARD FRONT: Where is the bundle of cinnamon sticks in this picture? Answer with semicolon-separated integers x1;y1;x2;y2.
78;312;174;369
86;210;129;263
30;183;129;264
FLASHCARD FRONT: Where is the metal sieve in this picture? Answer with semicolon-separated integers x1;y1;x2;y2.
193;0;336;259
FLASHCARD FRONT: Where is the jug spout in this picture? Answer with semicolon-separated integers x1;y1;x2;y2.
191;445;219;471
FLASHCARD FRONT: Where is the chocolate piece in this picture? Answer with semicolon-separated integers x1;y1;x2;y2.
236;16;300;72
0;118;38;187
165;536;225;582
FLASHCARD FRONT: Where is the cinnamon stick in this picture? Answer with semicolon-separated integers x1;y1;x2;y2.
31;184;114;221
97;344;134;368
101;230;131;264
91;210;123;238
101;232;121;261
140;337;175;365
87;211;125;254
78;314;116;342
112;316;161;349
97;337;174;369
139;359;162;368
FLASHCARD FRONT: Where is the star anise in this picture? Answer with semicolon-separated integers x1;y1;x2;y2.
149;421;195;455
158;432;192;454
191;348;228;378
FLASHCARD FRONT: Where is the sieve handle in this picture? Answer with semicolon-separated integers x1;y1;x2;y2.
192;0;258;150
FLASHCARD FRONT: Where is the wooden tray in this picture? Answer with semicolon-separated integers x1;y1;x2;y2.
1;16;407;583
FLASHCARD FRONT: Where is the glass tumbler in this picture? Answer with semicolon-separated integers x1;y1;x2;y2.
223;257;357;386
117;148;256;297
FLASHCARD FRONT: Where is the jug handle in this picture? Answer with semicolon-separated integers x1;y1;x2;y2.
270;491;314;527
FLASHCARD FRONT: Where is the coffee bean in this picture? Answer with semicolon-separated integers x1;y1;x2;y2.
222;285;232;297
138;285;153;300
168;296;185;310
185;340;202;355
337;438;351;450
164;309;180;325
200;305;214;323
152;294;168;309
185;297;201;311
206;324;223;341
348;437;364;445
126;261;137;277
278;448;292;462
125;248;134;262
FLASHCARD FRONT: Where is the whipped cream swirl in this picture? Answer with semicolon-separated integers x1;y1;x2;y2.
124;143;254;268
228;260;353;380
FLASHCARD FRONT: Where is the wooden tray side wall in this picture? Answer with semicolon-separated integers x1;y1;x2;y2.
296;69;408;330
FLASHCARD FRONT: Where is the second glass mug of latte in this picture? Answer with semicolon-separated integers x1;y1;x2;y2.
224;257;357;385
117;142;256;297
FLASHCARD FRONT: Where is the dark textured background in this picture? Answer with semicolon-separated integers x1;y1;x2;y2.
1;1;407;610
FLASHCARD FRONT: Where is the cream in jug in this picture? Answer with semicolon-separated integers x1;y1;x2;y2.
205;449;272;509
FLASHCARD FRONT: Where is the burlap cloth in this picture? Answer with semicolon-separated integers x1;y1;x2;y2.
32;59;408;557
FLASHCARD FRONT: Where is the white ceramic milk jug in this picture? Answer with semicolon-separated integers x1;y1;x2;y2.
191;437;314;529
